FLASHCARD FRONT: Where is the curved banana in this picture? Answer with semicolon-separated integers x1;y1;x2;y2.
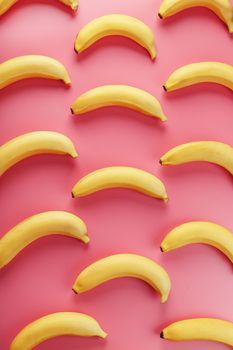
71;85;167;121
0;131;78;176
0;55;70;90
161;318;233;347
161;221;233;263
158;0;233;33
74;14;156;59
73;254;171;303
10;312;107;350
71;166;168;201
160;141;233;175
0;0;78;16
0;211;89;269
163;62;233;92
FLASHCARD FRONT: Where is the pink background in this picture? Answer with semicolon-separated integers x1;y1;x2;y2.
1;0;233;349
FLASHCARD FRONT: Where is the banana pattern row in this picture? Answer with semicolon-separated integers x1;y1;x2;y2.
1;56;232;96
5;135;232;197
2;0;232;349
2;215;232;269
1;0;232;34
9;313;233;349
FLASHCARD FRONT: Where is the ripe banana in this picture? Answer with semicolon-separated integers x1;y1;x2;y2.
10;312;107;350
71;85;167;121
163;62;233;92
160;141;233;175
161;221;233;263
74;14;156;59
71;166;168;201
161;318;233;347
0;211;89;269
73;254;171;303
0;55;70;90
158;0;233;33
0;0;78;16
0;131;77;176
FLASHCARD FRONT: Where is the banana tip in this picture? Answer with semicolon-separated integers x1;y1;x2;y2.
163;85;167;92
159;159;163;165
70;107;74;115
151;54;156;61
71;151;78;158
74;46;79;54
158;13;163;19
71;191;75;198
71;2;78;10
160;246;164;252
101;331;108;339
82;235;90;244
72;287;78;294
160;331;164;339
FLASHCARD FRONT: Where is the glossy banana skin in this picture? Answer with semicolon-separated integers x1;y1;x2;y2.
0;0;78;15
158;0;233;33
161;318;233;347
73;254;171;303
163;62;233;92
71;166;168;201
161;221;233;263
160;141;233;175
0;211;89;269
10;312;107;350
74;14;156;59
71;85;167;121
0;55;71;89
0;131;77;176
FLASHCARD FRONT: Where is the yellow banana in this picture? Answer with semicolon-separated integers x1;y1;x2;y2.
10;312;107;350
160;141;233;175
71;85;167;121
71;166;168;201
161;221;233;263
161;318;233;347
0;0;78;16
0;211;89;269
74;14;156;59
0;55;70;90
73;254;171;303
0;131;78;176
158;0;233;33
163;62;233;92
59;0;78;10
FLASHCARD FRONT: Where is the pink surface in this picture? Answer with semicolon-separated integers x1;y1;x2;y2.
1;0;233;349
